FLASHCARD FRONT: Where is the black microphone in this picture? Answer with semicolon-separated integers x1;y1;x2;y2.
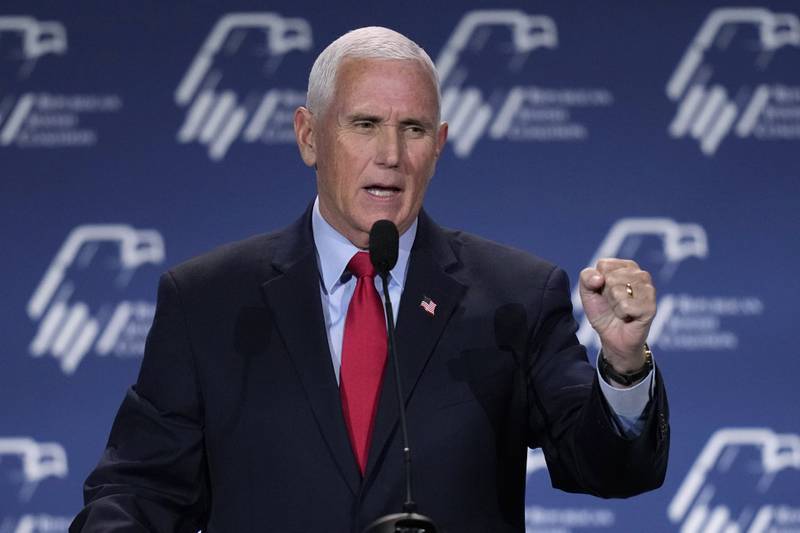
365;220;437;533
368;219;399;276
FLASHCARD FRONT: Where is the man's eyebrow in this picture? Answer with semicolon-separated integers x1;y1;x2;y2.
343;113;435;129
344;113;382;123
399;118;434;129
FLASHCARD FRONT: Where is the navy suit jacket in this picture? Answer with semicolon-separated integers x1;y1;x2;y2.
72;207;669;532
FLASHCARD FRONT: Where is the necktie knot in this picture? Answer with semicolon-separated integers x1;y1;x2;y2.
347;251;376;279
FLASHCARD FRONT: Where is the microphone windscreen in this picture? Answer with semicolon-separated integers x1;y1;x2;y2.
369;220;399;275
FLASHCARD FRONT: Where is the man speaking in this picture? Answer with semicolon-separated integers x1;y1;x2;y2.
71;26;668;532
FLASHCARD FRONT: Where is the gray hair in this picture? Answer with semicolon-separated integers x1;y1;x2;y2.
306;26;440;120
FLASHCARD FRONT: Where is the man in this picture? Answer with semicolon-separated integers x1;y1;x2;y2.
72;27;668;532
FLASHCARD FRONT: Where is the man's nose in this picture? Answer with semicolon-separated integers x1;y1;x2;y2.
375;127;401;168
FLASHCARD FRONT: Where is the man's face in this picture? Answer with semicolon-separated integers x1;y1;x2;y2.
295;58;448;248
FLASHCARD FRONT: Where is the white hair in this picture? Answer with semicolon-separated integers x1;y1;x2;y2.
306;26;440;119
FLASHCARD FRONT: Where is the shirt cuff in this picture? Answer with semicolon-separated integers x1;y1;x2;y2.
596;352;654;437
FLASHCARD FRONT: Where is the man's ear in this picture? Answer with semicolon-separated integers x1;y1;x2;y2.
435;121;449;158
294;106;316;168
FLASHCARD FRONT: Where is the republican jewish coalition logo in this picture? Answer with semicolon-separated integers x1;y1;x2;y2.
436;10;613;157
524;449;615;531
667;8;800;156
175;13;312;161
571;218;763;352
0;437;67;503
26;225;164;374
5;515;72;533
0;15;121;148
669;428;800;532
0;437;71;532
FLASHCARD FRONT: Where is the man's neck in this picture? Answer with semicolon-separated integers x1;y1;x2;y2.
310;196;417;293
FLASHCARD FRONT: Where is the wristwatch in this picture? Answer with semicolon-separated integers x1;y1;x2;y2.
599;343;653;386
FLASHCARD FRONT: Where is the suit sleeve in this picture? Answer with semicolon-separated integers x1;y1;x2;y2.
70;272;209;532
526;266;669;498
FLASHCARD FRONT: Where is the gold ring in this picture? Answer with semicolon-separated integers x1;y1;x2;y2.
626;283;634;298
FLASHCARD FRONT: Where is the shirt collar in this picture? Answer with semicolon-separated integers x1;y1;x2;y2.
311;196;416;294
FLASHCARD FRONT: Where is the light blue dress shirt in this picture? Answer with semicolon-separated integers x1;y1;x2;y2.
310;198;653;437
311;197;414;385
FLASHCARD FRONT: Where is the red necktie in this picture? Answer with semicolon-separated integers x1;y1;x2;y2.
340;251;388;474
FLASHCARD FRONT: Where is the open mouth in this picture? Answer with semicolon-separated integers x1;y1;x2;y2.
364;186;401;197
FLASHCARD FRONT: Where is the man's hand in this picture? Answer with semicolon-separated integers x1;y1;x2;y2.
579;258;656;374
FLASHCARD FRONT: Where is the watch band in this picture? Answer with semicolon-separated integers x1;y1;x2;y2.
599;343;653;386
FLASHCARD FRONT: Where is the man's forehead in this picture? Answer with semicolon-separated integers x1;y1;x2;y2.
330;57;439;109
336;56;434;83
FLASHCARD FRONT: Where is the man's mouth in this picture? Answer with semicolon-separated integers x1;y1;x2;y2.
364;186;401;197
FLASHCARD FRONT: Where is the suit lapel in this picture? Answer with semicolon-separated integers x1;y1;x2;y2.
260;212;361;495
365;212;466;479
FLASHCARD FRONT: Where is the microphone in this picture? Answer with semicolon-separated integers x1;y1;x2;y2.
369;219;399;277
365;220;437;533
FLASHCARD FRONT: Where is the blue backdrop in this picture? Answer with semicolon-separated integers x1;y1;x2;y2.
1;1;798;531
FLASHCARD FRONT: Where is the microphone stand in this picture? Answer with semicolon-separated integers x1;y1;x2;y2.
363;272;437;533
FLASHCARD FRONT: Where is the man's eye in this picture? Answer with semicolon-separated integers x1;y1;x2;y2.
405;125;426;136
354;121;375;129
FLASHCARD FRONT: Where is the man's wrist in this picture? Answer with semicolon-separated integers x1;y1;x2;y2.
599;343;653;387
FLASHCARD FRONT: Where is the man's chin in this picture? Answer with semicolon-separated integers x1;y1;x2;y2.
363;214;414;237
359;209;400;230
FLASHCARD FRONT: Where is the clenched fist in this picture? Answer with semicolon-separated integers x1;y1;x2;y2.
579;258;656;375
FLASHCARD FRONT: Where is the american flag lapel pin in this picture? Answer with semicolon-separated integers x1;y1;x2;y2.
419;296;437;316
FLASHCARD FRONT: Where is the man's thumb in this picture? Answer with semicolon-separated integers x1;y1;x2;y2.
579;267;604;296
